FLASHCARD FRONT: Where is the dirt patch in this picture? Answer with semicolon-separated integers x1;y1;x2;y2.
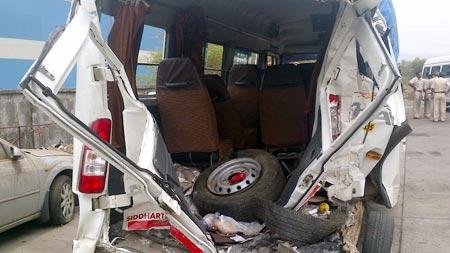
407;151;423;156
428;150;442;156
409;132;429;137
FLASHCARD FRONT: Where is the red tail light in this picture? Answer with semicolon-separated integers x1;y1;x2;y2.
329;94;341;140
79;118;111;193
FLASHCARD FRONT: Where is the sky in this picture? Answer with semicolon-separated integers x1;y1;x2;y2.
393;0;450;60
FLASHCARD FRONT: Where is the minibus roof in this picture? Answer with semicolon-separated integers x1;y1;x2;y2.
424;55;450;66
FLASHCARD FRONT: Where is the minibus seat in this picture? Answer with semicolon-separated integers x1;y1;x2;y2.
260;64;308;148
156;58;232;162
204;74;257;149
297;63;315;97
228;65;260;130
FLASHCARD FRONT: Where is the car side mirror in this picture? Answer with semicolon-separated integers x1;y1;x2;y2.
10;146;22;160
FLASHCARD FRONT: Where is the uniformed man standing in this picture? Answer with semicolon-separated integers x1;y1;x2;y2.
430;72;450;122
424;73;435;119
408;72;426;118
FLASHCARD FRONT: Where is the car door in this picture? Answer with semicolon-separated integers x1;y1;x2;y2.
0;141;40;229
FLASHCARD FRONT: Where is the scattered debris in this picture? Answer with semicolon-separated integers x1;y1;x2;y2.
203;213;264;237
42;140;73;153
175;164;200;196
340;201;364;253
301;203;332;219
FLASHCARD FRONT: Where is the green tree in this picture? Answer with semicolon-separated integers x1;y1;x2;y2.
205;43;223;75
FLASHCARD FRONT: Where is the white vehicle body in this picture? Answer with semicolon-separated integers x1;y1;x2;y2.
19;0;408;252
422;55;450;105
422;55;450;78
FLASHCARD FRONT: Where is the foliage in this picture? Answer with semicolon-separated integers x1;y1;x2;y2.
136;50;163;89
205;43;223;71
400;57;426;80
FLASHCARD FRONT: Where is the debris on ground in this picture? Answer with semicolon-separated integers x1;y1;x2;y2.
42;140;73;153
203;213;264;237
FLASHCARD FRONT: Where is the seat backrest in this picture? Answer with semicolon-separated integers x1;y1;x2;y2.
204;74;229;102
260;64;308;147
297;63;315;96
228;65;260;129
156;58;219;153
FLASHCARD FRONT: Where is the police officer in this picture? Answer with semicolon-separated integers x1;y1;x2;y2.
408;72;426;118
430;72;450;122
424;73;434;119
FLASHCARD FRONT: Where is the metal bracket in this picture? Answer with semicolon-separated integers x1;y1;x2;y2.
92;194;133;210
92;66;115;82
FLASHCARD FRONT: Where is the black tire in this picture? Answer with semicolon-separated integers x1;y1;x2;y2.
49;175;75;225
362;211;394;253
261;200;349;245
193;149;285;221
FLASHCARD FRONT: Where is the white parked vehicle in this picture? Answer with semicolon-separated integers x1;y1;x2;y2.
422;55;450;106
0;138;74;233
19;0;409;252
422;55;450;78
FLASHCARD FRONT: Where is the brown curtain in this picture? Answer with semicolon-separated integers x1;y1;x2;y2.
107;2;149;149
174;6;207;76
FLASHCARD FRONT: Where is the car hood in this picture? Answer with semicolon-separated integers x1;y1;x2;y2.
22;149;72;157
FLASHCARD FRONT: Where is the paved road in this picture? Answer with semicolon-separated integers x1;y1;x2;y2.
393;115;450;253
0;210;77;253
0;113;448;253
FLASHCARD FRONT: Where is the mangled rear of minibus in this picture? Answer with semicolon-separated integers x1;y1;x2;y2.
19;0;408;252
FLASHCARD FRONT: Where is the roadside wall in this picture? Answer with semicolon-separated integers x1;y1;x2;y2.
0;89;75;148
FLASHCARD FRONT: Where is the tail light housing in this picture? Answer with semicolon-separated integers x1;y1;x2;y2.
79;118;111;193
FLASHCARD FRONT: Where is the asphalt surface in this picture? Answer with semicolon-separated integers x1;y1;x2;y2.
0;111;447;253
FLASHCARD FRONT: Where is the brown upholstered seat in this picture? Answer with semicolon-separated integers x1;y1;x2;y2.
260;64;309;148
204;74;257;149
228;65;260;130
156;58;231;160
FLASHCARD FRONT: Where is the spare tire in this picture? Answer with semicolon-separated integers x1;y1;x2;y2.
261;200;349;245
193;149;285;221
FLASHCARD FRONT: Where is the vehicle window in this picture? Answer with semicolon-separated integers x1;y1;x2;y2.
266;55;279;66
267;55;273;67
204;43;224;76
431;65;441;75
441;65;450;77
136;26;166;92
422;67;430;77
233;49;259;65
282;53;318;65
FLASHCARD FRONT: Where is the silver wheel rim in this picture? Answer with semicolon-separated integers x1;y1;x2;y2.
207;158;261;195
60;182;74;220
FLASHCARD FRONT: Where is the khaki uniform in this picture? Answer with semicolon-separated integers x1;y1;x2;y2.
409;76;425;118
430;77;450;121
424;79;433;118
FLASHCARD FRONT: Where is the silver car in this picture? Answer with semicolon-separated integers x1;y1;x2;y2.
0;138;74;233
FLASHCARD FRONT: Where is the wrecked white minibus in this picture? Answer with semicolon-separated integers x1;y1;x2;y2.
19;0;409;252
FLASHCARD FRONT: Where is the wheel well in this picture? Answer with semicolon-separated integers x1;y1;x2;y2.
56;169;73;179
38;168;74;224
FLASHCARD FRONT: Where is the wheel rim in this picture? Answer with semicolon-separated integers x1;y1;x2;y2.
207;158;261;195
60;182;74;220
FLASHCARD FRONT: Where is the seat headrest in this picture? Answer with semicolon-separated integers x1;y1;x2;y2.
262;64;304;88
157;58;203;89
228;64;259;87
